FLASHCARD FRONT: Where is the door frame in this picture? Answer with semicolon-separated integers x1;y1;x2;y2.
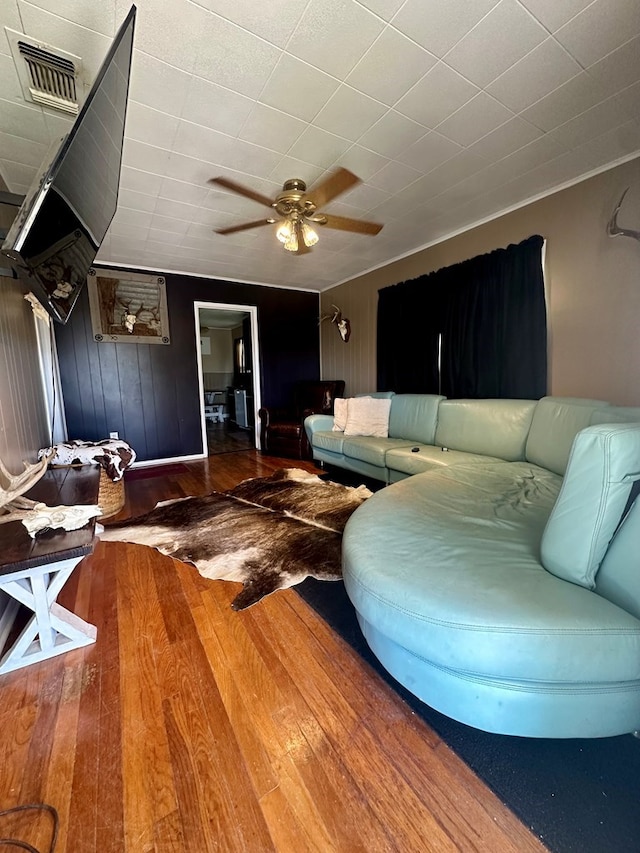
193;301;262;454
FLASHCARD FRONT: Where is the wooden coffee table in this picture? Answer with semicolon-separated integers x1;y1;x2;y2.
0;466;100;674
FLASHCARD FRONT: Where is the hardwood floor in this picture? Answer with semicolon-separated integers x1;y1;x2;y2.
0;452;545;852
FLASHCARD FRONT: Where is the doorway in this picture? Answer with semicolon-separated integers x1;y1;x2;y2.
194;302;262;456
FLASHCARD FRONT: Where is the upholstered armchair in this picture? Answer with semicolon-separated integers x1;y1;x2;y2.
259;380;345;459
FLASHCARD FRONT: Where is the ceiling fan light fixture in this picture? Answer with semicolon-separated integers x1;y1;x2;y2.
276;219;293;244
301;221;319;247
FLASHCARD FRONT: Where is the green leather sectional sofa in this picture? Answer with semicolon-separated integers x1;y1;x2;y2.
305;395;640;738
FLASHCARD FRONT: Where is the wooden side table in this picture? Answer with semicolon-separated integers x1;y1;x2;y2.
0;466;100;674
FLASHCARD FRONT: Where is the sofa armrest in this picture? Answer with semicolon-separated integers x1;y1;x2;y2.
304;413;335;440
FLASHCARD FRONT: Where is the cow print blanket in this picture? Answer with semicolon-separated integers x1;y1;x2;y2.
99;467;372;609
39;439;136;482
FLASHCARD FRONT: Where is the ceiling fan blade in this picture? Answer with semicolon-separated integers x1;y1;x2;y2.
304;168;361;209
209;177;275;209
318;213;383;235
214;218;273;235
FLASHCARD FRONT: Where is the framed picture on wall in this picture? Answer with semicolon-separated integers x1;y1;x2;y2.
87;267;170;344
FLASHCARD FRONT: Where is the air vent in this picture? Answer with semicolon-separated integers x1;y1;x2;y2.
18;41;78;114
5;29;83;115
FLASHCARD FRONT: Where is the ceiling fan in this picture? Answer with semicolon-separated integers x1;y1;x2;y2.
209;168;383;255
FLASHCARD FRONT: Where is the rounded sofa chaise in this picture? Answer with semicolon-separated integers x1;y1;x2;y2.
307;395;640;738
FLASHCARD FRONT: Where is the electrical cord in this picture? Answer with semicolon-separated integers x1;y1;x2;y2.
0;803;59;853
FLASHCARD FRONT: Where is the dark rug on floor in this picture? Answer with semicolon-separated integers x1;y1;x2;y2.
295;577;640;853
125;463;189;481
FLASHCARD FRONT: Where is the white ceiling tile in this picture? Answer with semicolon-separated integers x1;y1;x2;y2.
126;102;180;148
336;144;390;179
391;0;501;59
337;182;390;211
286;126;352;168
120;166;164;196
555;0;640;68
616;80;640;119
358;110;428;158
487;38;582;112
395;62;479;128
117;187;158;213
409;149;487;200
0;52;24;101
269;158;325;187
191;14;281;99
346;28;437;107
518;0;596;33
585;35;640;98
42;111;74;145
435;92;513;147
0;158;36;191
521;71;610;131
16;2;112;80
0;98;47;142
368;161;422;194
194;0;307;48
148;212;190;234
121;138;172;175
0;4;24;54
444;0;548;88
153;196;201;221
238;103;306;153
286;0;384;79
548;94;635;150
357;0;405;21
116;0;200;75
0;130;47;167
172;121;281;176
179;76;254;137
485;132;569;181
258;54;340;122
313;86;388;141
398;130;462;172
19;0;116;35
159;176;209;207
129;52;191;118
2;0;637;291
465;116;542;162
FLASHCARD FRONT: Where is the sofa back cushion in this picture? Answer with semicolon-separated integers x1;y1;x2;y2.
525;397;610;475
595;492;640;619
388;394;444;444
434;399;536;461
591;406;640;425
541;423;640;589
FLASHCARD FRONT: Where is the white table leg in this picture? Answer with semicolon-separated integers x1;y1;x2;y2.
0;557;97;675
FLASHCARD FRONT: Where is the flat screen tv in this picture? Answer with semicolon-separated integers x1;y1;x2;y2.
1;5;136;324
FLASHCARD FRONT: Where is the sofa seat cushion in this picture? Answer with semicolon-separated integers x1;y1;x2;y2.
312;430;346;454
342;436;416;468
386;445;505;477
343;463;640;685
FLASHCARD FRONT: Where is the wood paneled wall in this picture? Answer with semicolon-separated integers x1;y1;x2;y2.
55;272;321;462
321;157;640;406
0;275;50;469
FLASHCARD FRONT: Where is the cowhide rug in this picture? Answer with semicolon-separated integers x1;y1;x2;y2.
99;468;372;610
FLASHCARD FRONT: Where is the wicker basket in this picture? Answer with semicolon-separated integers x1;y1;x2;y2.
98;469;125;519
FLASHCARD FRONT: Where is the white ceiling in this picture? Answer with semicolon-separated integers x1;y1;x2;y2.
1;0;639;293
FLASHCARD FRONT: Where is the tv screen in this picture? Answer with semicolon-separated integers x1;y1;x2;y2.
1;5;136;324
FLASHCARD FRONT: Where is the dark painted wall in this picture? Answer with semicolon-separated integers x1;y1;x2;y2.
55;271;321;461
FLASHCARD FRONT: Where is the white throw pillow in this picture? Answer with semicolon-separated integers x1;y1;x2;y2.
333;398;349;432
344;396;392;438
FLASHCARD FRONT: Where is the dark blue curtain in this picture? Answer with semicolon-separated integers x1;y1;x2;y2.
377;235;547;399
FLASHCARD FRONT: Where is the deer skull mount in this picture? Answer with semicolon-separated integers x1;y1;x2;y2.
319;304;351;343
607;187;640;243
